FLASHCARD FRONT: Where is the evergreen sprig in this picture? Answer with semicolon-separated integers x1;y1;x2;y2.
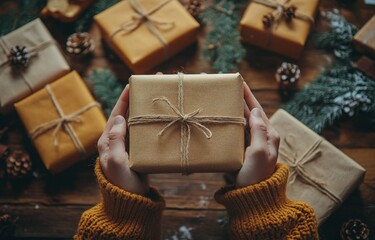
87;69;125;117
0;0;46;36
74;0;120;33
199;0;247;73
284;11;375;133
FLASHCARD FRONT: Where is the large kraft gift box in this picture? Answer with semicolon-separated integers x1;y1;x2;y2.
15;71;107;174
270;109;365;225
0;18;70;112
94;0;199;74
128;73;246;174
240;0;320;59
353;15;375;59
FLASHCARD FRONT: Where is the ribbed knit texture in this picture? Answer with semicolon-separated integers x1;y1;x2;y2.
215;163;319;240
74;160;165;240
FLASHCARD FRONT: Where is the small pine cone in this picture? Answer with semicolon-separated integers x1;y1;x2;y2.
341;219;370;240
275;62;301;89
284;6;297;22
6;149;32;178
66;32;94;56
8;46;30;67
185;0;203;17
0;214;17;239
262;13;275;28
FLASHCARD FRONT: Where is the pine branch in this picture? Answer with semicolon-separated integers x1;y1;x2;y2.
86;69;125;117
0;0;46;36
74;0;119;33
199;0;247;73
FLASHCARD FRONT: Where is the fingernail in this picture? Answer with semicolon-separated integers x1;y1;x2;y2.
114;116;124;125
251;108;262;118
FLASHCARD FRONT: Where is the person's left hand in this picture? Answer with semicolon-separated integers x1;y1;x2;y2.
97;85;149;196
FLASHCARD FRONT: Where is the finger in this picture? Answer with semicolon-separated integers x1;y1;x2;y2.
108;115;127;165
248;108;268;154
267;127;280;162
244;101;250;121
104;84;130;134
243;82;271;125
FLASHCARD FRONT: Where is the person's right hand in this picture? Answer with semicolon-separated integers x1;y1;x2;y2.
235;83;280;188
97;85;149;196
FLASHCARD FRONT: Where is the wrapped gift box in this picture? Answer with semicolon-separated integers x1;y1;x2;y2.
270;109;366;225
128;73;245;174
240;0;320;59
94;0;199;74
15;71;106;174
0;18;70;112
41;0;94;22
353;15;375;59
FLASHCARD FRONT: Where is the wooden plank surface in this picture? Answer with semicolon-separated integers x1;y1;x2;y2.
0;0;375;239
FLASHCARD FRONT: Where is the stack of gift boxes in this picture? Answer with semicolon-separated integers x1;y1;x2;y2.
1;0;369;224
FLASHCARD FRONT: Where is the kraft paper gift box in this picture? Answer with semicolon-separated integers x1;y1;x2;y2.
41;0;94;22
94;0;199;74
240;0;320;59
353;15;375;59
270;109;366;225
0;18;70;112
15;71;107;174
128;73;246;174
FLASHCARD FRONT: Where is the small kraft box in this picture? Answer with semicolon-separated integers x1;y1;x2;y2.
240;0;320;59
353;15;375;59
128;73;246;174
15;71;107;174
270;109;366;225
0;18;70;112
94;0;200;74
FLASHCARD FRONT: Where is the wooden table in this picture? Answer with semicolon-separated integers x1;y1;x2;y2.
1;1;374;239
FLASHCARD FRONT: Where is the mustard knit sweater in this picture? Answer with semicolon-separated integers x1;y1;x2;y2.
74;162;318;240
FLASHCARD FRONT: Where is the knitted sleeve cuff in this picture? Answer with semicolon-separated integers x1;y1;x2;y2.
215;163;289;217
95;160;165;223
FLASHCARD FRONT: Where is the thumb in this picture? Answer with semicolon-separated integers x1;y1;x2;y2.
248;108;268;154
108;115;127;153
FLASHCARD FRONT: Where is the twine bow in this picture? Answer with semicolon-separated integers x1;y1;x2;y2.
279;134;342;204
0;37;55;92
253;0;314;28
30;85;100;154
110;0;175;49
128;73;246;175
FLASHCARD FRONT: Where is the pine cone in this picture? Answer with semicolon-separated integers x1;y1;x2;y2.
66;32;94;56
8;46;30;67
262;13;275;28
284;6;297;22
341;219;370;240
275;62;301;89
185;0;203;17
0;214;17;239
334;91;372;117
6;149;32;178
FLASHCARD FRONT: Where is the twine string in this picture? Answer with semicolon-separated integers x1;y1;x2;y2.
110;0;175;48
128;73;246;175
279;134;342;204
30;85;100;154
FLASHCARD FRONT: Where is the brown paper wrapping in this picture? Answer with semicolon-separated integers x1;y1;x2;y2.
353;15;375;59
128;73;245;173
270;109;365;225
240;0;319;59
41;0;94;22
94;0;199;74
0;19;70;112
15;71;107;174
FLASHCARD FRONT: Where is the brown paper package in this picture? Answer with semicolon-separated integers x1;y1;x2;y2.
15;71;107;174
128;73;245;174
94;0;199;74
270;109;365;225
0;18;70;112
240;0;319;59
353;15;375;59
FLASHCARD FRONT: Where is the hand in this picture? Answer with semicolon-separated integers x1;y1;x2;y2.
235;83;280;188
97;85;149;196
